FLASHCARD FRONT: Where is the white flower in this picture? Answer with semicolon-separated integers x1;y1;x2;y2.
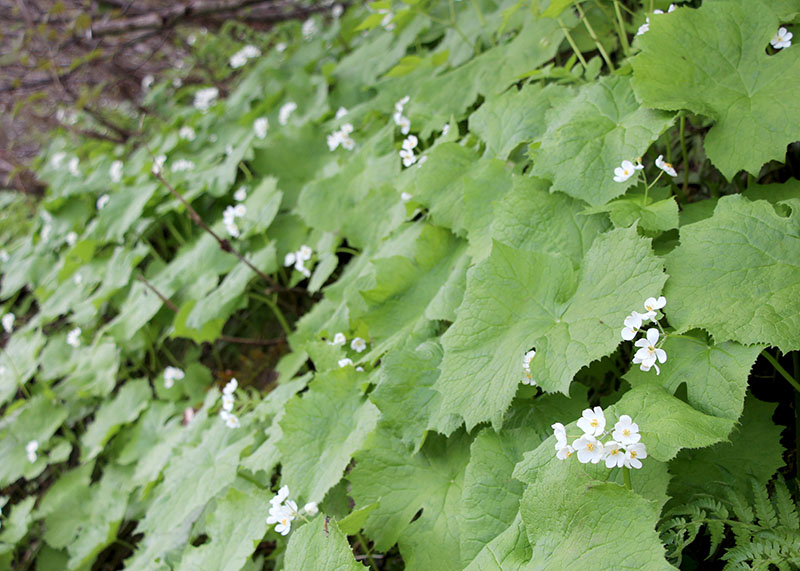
187;33;197;46
271;485;290;507
275;42;287;53
330;332;346;346
397;116;411;135
96;194;110;211
223;378;238;395
25;440;38;463
621;311;643;341
68;157;80;176
552;422;567;450
41;224;51;242
399;148;416;167
332;4;343;18
225;144;234;156
65;231;78;247
225;222;240;238
170;159;195;173
351;337;367;353
402;135;418;150
110;160;123;183
327;131;343;151
338;358;353;368
771;27;793;49
66;327;81;348
151;154;166;175
624;442;647;469
401;192;412;202
179;126;196;141
193;87;219;112
302;18;317;39
328;123;355;151
279;102;298;126
655;155;677;177
303;502;319;516
233;187;247;202
73;273;83;285
556;444;575;460
141;74;154;90
602;441;626;468
642;296;666;321
613;160;637;183
355;366;364;372
172;77;183;88
298;245;312;261
633;328;667;374
2;313;14;333
254;117;269;139
241;45;261;59
229;51;248;69
573;434;604;464
221;411;240;428
335;107;348;119
284;252;296;266
577;406;606;437
442;124;450;136
267;501;297;535
0;250;7;263
612;415;641;445
163;366;185;389
522;350;536;385
51;151;66;169
381;12;395;31
340;135;355;151
395;95;410;112
233;204;246;218
222;393;234;412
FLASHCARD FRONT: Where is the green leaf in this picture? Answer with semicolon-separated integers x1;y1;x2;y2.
432;226;666;431
278;369;380;503
624;332;760;421
631;0;800;178
584;195;680;233
284;517;362;571
464;512;531;570
89;183;157;242
176;484;270;571
531;75;674;206
664;195;800;352
0;328;44;406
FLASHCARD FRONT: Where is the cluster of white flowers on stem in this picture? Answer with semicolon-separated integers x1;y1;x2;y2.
553;408;648;470
266;485;318;536
193;87;219;112
254;117;269;140
229;45;261;69
66;327;81;348
636;4;675;36
279;102;298;125
163;366;185;389
771;27;792;50
622;296;668;374
329;332;367;370
521;349;536;385
151;154;167;175
223;204;246;238
327;123;355;151
219;378;240;428
25;440;38;463
179;126;196;141
393;96;411;135
399;135;418;167
2;313;14;334
613;155;678;186
284;245;313;278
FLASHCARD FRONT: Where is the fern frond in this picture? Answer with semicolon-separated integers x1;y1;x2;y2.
773;478;799;530
752;478;778;529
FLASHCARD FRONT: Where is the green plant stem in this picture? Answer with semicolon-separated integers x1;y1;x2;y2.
238;161;253;181
249;292;292;337
762;350;800;393
623;467;632;491
613;0;630;56
164;219;185;246
557;18;588;68
574;2;615;71
356;532;379;571
679;114;689;195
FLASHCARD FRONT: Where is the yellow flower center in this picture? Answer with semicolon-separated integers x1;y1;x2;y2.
630;450;638;459
590;419;598;427
586;443;594;451
623;428;631;437
609;448;619;455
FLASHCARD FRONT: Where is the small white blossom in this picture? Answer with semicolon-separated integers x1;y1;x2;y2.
151;154;167;175
332;4;343;18
223;378;238;395
254;117;269;139
284;252;296;267
556;444;575;460
552;422;567;450
68;157;80;176
51;152;66;169
66;327;81;348
401;192;412;202
96;194;110;210
193;87;219;112
267;501;297;535
338;358;354;368
328;123;355;151
621;311;643;341
624;442;647;469
25;440;38;463
442;124;450;136
187;33;197;46
577;406;606;437
163;366;185;389
65;231;78;247
73;273;83;285
279;102;298;125
229;51;248;69
602;441;626;468
225;144;234;156
380;11;395;31
351;337;367;353
402;135;418;150
642;296;666;321
335;107;348;119
330;332;346;346
179;126;196;141
170;159;195;173
522;350;536;385
271;485;290;507
220;410;240;428
655;155;677;177
613;160;637;183
110;160;123;183
574;434;604;464
172;77;183;88
275;42;287;53
302;18;317;39
233;187;247;202
397;116;411;135
2;313;14;333
222;393;235;412
141;74;154;90
633;328;667;374
771;27;793;49
400;148;417;167
41;224;52;242
241;45;261;59
298;245;312;261
303;502;319;516
395;96;409;112
612;415;641;445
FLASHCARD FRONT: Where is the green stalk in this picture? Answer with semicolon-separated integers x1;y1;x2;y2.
574;3;615;71
623;467;632;491
249;292;292;337
613;0;630;56
762;350;800;393
557;17;589;69
356;532;379;571
679;114;689;195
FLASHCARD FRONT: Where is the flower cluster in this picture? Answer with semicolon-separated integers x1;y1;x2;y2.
193;87;219;112
229;45;261;69
279;102;298;125
219;378;240;428
223;204;246;238
301;18;317;40
284;245;313;278
553;407;648;469
25;440;38;463
170;159;195;173
266;485;318;536
2;313;14;334
179;126;196;141
110;160;123;183
163;366;185;389
399;135;418;167
327;123;355;151
254;117;269;140
622;296;668;374
771;27;792;50
66;327;81;348
521;349;536;386
613;155;677;183
335;107;348;119
233;187;247;202
637;4;675;36
329;332;367;370
393;96;411;134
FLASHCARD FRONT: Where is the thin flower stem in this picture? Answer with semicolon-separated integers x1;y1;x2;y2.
679;114;690;195
356;532;379;571
238;161;253;181
557;17;589;69
248;292;293;337
613;1;631;56
164;219;186;246
470;0;496;47
623;467;632;491
574;2;615;71
761;350;800;394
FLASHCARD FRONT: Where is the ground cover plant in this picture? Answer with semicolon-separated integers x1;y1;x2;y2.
1;0;800;568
